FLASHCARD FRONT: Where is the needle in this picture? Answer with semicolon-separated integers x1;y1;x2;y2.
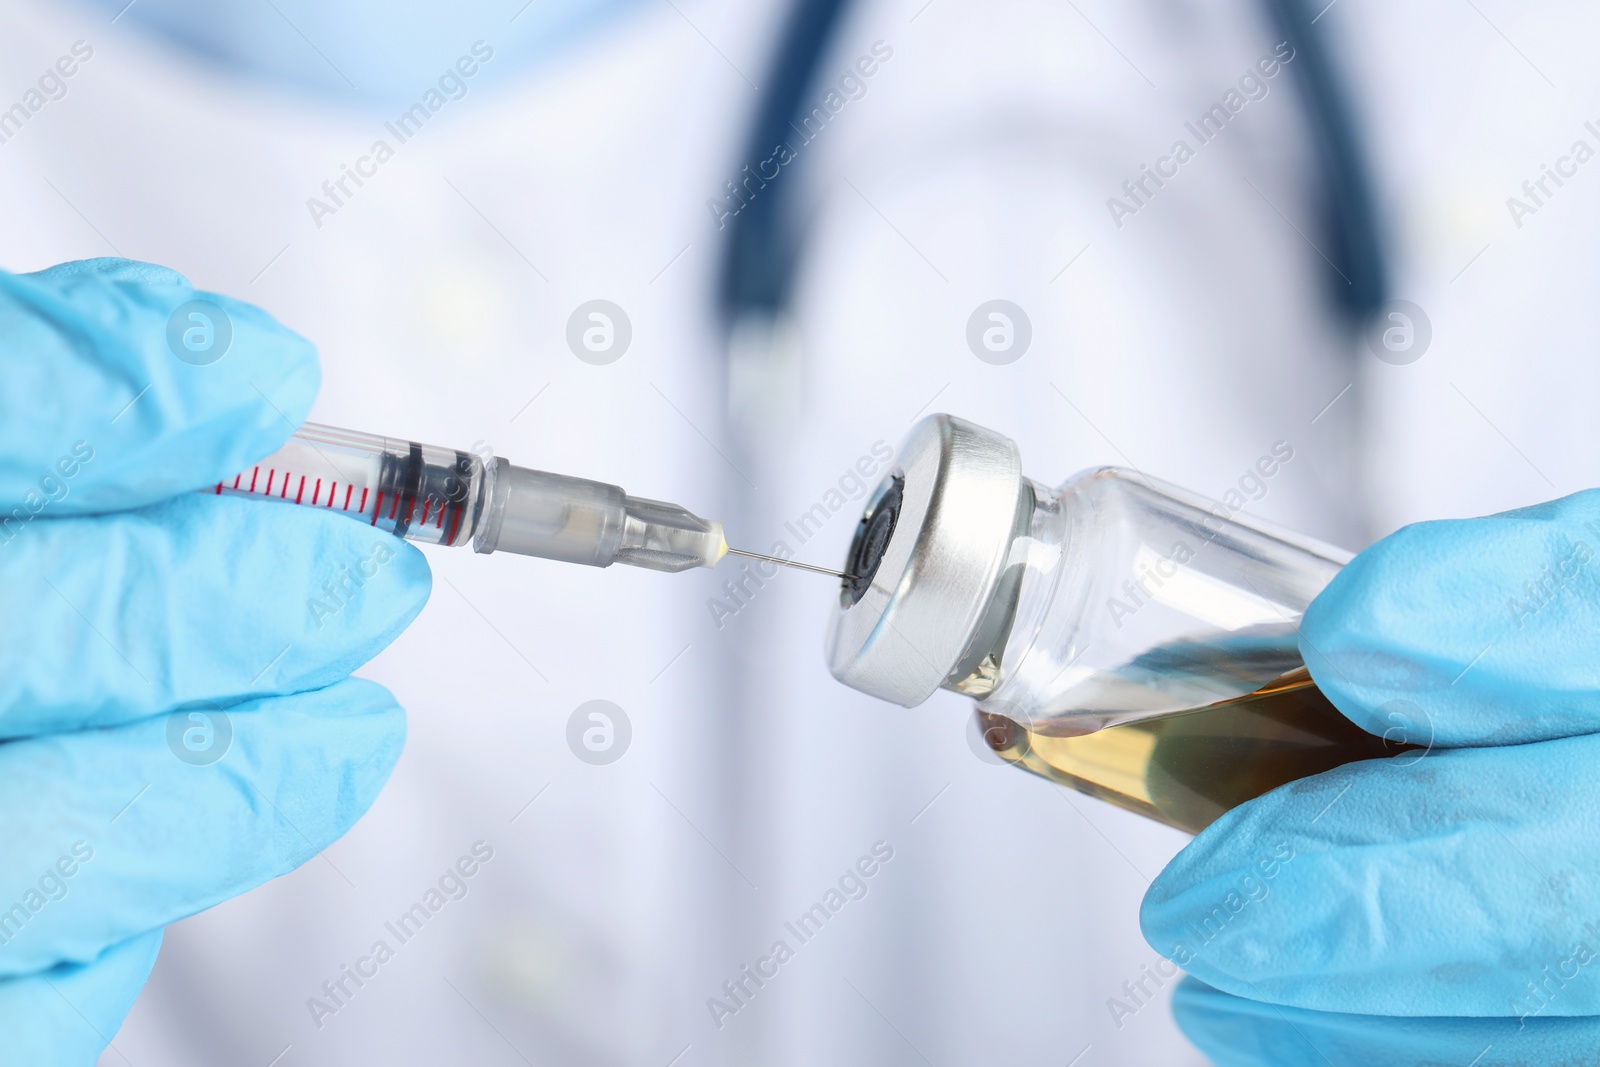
726;546;847;579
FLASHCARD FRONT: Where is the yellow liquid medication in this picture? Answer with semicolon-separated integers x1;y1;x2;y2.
978;670;1406;835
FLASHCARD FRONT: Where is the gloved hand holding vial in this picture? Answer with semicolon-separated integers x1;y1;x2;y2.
824;414;1600;1062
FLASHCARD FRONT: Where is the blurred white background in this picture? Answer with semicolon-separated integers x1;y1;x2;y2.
2;0;1597;1063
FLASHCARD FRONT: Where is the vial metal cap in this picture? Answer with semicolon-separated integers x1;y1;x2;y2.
826;414;1027;707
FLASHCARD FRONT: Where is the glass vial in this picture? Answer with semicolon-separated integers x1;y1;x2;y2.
826;415;1404;834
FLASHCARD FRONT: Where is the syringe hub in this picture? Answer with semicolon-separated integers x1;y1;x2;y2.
473;458;727;572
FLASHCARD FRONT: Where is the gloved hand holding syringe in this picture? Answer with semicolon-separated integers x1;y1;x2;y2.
212;421;844;577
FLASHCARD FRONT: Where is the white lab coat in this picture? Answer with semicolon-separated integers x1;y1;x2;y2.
1;1;1594;1064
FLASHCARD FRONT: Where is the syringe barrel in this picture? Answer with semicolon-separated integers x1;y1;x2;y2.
216;422;485;546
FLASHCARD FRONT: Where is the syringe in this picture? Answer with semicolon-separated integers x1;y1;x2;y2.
211;422;841;576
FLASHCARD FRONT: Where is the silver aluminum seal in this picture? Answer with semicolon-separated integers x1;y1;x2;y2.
826;414;1026;707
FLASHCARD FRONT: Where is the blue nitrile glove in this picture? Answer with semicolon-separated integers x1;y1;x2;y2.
1140;490;1600;1064
1168;977;1600;1066
0;259;429;1064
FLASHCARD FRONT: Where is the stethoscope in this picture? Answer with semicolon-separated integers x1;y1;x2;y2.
718;0;1387;329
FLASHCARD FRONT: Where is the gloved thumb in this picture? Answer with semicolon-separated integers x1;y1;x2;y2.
1300;488;1600;747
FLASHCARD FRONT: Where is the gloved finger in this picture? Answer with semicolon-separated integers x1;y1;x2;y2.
0;930;161;1067
0;677;403;976
0;493;429;739
1300;489;1600;746
1171;977;1600;1067
0;257;318;515
1141;735;1600;1017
